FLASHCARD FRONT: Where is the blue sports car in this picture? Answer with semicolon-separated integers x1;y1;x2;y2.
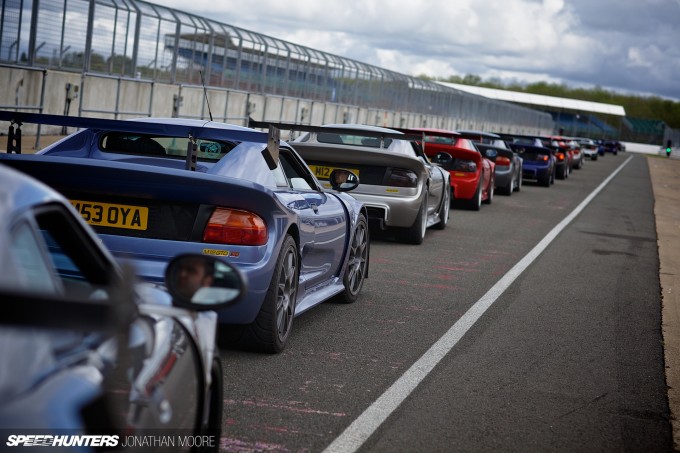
0;112;370;353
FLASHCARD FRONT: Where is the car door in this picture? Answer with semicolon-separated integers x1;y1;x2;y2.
278;148;348;290
411;142;445;217
27;203;202;432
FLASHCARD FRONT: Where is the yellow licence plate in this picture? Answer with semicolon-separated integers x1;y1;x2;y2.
308;165;360;180
70;199;149;230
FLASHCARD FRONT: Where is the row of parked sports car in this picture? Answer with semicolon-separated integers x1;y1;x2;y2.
0;110;616;449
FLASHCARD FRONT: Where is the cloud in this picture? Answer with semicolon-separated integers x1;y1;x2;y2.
149;0;680;99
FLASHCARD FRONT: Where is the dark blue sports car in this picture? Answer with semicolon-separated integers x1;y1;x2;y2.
0;112;370;353
509;143;556;187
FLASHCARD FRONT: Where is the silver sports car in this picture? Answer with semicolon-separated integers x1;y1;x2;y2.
288;124;451;245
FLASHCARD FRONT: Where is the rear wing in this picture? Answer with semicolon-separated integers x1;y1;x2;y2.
476;142;514;160
248;118;422;146
390;128;460;140
0;110;284;171
509;143;555;155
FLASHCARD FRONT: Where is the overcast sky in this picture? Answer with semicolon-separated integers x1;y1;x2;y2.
150;0;680;101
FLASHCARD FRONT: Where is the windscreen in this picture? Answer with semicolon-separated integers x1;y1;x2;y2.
316;132;393;148
101;133;237;162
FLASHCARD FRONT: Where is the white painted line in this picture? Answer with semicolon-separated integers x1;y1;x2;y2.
323;155;635;453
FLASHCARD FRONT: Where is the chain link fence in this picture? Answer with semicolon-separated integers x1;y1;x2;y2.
0;0;553;133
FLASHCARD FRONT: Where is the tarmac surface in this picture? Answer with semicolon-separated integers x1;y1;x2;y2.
649;154;680;449
1;135;679;448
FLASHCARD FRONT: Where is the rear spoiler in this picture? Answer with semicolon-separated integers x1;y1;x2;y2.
509;143;554;155
390;128;460;140
0;110;283;171
248;118;423;145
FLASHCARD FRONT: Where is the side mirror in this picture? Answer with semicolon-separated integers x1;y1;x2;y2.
165;254;246;310
432;152;453;165
329;169;359;192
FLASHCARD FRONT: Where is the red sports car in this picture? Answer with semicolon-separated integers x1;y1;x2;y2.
406;128;496;211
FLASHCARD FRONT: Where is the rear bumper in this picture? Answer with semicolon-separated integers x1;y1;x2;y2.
101;234;273;324
522;163;550;180
494;167;512;188
351;191;422;228
448;172;479;200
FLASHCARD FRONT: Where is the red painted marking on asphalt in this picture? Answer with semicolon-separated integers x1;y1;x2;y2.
224;398;347;417
433;274;458;280
417;283;460;290
435;266;480;272
405;305;449;314
220;437;295;452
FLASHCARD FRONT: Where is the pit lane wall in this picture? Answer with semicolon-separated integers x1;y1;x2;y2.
0;66;553;139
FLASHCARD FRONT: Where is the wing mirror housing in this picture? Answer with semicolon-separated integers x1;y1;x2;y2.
431;152;453;165
165;254;246;310
329;169;359;192
484;149;498;159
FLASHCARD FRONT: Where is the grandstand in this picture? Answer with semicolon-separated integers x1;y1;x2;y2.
439;82;675;144
440;82;625;140
548;112;618;137
625;117;666;134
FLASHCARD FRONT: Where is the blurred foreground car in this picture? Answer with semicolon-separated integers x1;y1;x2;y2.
261;122;451;244
0;163;245;449
0;111;369;353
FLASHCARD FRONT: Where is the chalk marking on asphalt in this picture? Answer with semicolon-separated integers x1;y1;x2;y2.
323;155;634;453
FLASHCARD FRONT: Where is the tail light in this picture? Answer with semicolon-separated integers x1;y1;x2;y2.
203;208;267;245
453;160;477;172
537;155;549;162
556;152;565;161
495;156;511;166
387;169;418;187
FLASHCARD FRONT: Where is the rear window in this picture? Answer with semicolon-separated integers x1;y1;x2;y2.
424;136;455;145
100;133;237;162
316;132;393;148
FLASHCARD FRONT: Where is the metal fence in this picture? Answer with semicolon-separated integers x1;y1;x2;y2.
0;0;553;131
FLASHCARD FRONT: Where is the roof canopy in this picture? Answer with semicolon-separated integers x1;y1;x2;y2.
439;82;626;117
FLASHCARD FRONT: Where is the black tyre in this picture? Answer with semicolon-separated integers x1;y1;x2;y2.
483;179;494;204
400;192;428;244
515;170;522;192
468;180;482;211
505;179;513;196
334;214;369;303
244;235;298;353
200;356;223;453
433;186;450;230
539;172;551;187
